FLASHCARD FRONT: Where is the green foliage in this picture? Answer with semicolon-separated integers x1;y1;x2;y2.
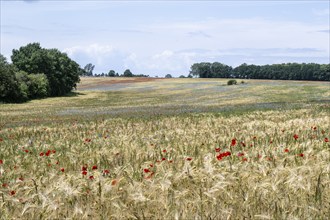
27;73;49;98
190;62;212;78
15;71;30;101
108;70;116;77
165;74;172;78
0;55;26;103
82;63;94;76
11;43;81;97
123;69;133;77
227;79;237;85
211;62;233;78
0;57;50;103
1;42;81;103
190;62;330;81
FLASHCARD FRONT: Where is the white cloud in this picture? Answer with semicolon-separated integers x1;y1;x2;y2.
63;44;130;73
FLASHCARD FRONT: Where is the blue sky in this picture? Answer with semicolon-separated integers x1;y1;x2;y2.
1;0;329;77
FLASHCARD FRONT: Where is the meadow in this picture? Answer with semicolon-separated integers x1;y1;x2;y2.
0;77;329;219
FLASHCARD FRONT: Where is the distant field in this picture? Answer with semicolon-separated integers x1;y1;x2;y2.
0;77;329;219
1;77;329;125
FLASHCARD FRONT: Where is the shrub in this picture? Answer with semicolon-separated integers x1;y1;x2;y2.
0;55;27;103
27;73;49;98
227;79;237;85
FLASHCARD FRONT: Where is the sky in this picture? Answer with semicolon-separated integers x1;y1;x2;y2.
1;0;329;77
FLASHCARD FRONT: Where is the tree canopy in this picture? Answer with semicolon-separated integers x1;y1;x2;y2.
190;62;330;81
1;43;82;103
82;63;95;76
11;43;81;96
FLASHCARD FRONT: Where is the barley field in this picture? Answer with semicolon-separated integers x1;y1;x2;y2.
0;78;329;219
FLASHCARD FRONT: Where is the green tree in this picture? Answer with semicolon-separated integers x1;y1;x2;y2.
83;63;95;76
165;74;172;78
189;62;212;78
108;70;116;77
210;62;232;78
11;43;81;96
123;69;133;77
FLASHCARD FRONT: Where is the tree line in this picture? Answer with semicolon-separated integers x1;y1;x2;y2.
189;62;330;81
1;43;81;103
80;63;149;77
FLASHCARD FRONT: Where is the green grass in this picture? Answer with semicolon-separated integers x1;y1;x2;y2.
0;77;329;219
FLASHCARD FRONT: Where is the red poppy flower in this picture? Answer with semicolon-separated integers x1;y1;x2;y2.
216;151;231;161
237;152;244;157
60;168;65;172
215;148;221;152
149;164;153;167
10;190;16;196
82;171;87;175
162;157;166;161
2;183;8;188
18;177;24;181
84;138;91;143
298;153;304;157
168;160;173;163
89;176;94;180
186;157;192;161
162;149;167;153
92;165;97;170
145;171;155;179
325;138;329;143
293;134;299;140
103;169;110;174
242;158;248;162
82;166;87;171
52;150;56;154
39;152;44;156
144;168;151;173
231;139;237;146
111;179;117;186
24;149;29;153
0;160;3;165
45;150;51;156
284;148;289;153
